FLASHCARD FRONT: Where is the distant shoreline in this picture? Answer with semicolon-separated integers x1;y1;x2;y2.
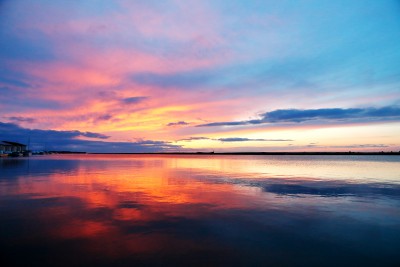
5;151;398;156
88;152;400;156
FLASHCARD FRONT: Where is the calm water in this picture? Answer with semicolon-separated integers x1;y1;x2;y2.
1;155;400;266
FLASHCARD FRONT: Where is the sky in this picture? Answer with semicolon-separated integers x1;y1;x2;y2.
0;0;400;152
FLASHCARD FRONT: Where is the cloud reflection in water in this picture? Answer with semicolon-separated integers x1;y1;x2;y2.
0;155;400;266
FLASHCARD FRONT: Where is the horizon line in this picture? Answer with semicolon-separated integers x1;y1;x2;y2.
52;151;400;156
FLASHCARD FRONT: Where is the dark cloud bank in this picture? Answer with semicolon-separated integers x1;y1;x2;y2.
0;121;291;152
0;122;179;152
198;106;400;127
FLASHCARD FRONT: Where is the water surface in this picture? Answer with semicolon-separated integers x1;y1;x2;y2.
1;155;400;266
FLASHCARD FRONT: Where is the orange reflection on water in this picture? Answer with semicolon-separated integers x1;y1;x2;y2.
1;155;274;258
1;154;400;266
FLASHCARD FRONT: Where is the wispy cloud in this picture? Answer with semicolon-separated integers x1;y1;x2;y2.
198;106;400;127
167;121;189;127
131;71;216;89
122;96;148;104
327;144;389;149
5;116;36;123
177;136;292;142
217;138;292;142
94;114;113;122
178;137;210;142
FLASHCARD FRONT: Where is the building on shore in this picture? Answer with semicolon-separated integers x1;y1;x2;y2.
0;141;27;154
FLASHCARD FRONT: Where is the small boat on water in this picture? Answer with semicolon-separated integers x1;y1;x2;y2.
0;154;8;158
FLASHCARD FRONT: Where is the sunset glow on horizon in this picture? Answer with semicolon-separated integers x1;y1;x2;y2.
1;0;399;152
